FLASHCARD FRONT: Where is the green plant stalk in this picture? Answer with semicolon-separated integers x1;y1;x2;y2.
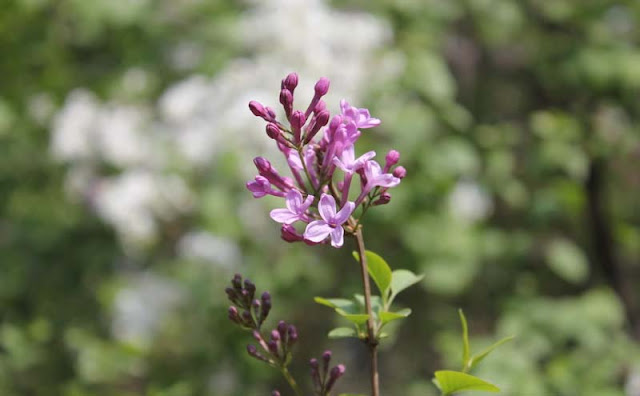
280;366;303;396
354;226;380;396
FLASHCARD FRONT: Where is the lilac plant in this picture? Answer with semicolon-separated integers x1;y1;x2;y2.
228;73;511;396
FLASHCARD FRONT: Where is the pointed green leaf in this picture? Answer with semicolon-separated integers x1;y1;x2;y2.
335;309;369;325
459;309;470;371
353;250;392;296
470;335;514;370
353;294;383;314
434;371;499;395
379;308;412;325
314;297;353;310
328;327;357;339
389;269;424;303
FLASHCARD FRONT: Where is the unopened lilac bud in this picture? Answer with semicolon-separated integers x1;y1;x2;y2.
270;330;280;342
384;150;400;172
265;107;276;120
329;115;342;131
310;358;321;391
266;123;281;140
287;325;298;345
231;274;243;290
254;157;272;173
309;358;319;369
373;192;391;206
251;299;261;317
242;310;253;326
249;101;267;118
271;391;281;396
314;100;326;114
314;77;330;96
393;165;406;179
247;344;269;363
291;110;306;144
277;320;288;339
279;89;293;119
325;364;346;392
322;350;332;373
260;292;272;322
281;224;303;243
283;72;298;92
252;330;262;342
225;287;237;302
267;340;279;355
228;306;240;323
244;279;256;299
304;110;330;144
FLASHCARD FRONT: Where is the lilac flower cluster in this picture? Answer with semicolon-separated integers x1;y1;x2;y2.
247;73;405;248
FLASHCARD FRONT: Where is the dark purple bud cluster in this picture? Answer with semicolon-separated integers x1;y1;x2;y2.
226;274;271;330
246;320;298;366
309;350;346;396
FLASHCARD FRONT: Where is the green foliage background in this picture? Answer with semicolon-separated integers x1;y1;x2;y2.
0;0;639;395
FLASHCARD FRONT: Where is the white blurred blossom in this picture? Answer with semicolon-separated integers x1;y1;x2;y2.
111;273;183;349
448;180;493;222
177;231;241;268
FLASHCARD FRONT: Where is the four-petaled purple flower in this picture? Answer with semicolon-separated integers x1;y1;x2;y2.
340;99;381;129
270;190;314;225
333;146;376;175
304;194;355;248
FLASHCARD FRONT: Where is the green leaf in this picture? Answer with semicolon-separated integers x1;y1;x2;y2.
379;308;412;325
459;309;470;371
545;238;589;284
353;250;392;296
335;309;369;325
389;269;424;303
433;371;500;395
314;297;353;310
328;327;357;339
339;394;368;396
469;335;514;370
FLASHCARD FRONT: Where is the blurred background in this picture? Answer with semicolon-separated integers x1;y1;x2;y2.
1;0;640;395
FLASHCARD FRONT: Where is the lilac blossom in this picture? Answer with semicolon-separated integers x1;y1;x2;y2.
270;190;314;225
340;99;381;129
333;146;376;175
356;160;401;206
304;194;354;248
247;176;284;198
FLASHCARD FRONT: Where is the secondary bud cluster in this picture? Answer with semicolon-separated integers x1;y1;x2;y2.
309;350;346;396
246;320;299;366
226;274;271;330
247;73;405;248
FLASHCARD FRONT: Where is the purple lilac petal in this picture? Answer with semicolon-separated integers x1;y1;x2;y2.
285;190;304;213
340;99;381;129
333;201;355;224
333;146;376;174
318;194;337;221
330;226;344;248
304;221;333;242
270;209;301;224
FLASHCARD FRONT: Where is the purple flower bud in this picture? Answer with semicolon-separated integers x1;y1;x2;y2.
309;358;321;391
272;391;281;396
384;150;400;172
314;100;326;114
309;358;319;369
322;350;332;374
247;176;276;199
304;110;330;144
281;224;304;243
225;287;237;302
279;89;293;119
249;101;267;118
267;340;279;355
325;364;346;392
373;192;391;206
271;330;280;342
287;325;298;345
244;279;256;299
277;320;288;340
231;274;243;290
228;306;239;323
283;72;299;92
252;330;262;342
254;157;271;173
392;165;406;179
329;115;342;131
266;123;281;140
265;107;277;120
260;292;272;323
314;77;330;96
252;299;260;309
242;310;253;326
247;344;269;363
291;110;306;144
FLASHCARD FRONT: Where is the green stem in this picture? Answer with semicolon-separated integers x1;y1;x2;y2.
354;227;380;396
281;366;303;396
